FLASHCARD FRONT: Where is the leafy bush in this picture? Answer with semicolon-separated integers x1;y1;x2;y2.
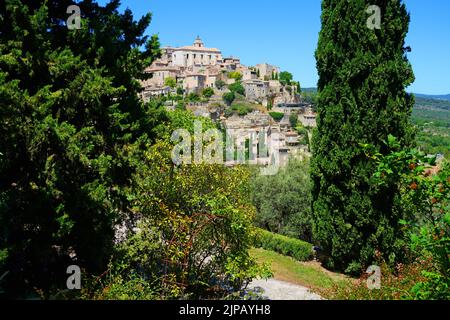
251;159;312;241
279;71;293;86
323;256;432;300
269;112;284;122
215;80;226;90
364;135;450;300
81;262;161;300
164;77;177;89
254;229;313;262
289;114;298;127
175;102;186;111
227;71;243;81
110;111;271;299
223;92;236;106
187;92;200;102
229;103;254;116
177;87;184;95
228;82;245;96
202;87;215;98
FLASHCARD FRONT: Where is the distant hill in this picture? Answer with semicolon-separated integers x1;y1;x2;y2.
414;93;450;101
302;87;318;94
415;96;450;111
302;88;450;110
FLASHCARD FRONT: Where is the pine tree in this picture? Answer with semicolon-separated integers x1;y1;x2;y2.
311;0;415;273
0;0;163;296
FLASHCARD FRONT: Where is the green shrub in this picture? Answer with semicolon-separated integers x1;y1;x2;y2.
175;102;186;111
269;112;284;122
323;257;432;300
364;137;450;300
215;80;226;90
227;71;243;81
202;87;215;98
187;92;200;102
230;103;253;116
254;229;313;262
228;82;245;96
289;114;298;127
251;159;312;241
223;92;236;106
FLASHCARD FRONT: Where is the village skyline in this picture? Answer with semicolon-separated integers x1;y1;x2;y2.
96;0;450;95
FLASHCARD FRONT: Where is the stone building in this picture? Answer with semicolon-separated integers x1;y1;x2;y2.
299;107;317;127
141;36;299;108
255;63;280;80
169;36;223;67
243;79;269;102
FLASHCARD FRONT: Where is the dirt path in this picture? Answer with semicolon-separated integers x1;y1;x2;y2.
247;278;323;300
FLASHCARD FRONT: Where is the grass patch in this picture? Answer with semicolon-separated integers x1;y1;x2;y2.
250;247;347;293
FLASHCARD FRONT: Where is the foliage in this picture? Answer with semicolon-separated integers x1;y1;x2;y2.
223;91;236;106
254;229;313;262
289;114;298;128
227;71;243;81
296;81;302;94
311;0;416;273
164;77;177;89
122;137;269;298
187;92;200;102
165;109;217;135
412;106;450;158
301;90;318;106
269;112;284;122
80;261;160;300
250;159;313;241
0;0;164;297
228;82;245;96
366;136;450;300
175;102;186;111
412;107;450;128
324;256;432;300
176;87;184;96
202;87;215;98
215;80;226;90
271;71;279;81
279;71;293;86
228;103;254;117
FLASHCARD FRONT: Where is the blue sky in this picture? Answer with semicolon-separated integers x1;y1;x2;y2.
99;0;450;94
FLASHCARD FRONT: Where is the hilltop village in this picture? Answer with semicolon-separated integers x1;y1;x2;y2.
140;37;317;166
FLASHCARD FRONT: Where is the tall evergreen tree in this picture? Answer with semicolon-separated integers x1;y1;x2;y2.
0;0;164;297
311;0;415;273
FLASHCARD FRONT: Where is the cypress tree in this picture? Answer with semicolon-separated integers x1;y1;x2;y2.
0;0;164;296
311;0;415;273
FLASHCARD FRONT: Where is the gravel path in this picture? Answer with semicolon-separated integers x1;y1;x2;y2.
247;279;323;300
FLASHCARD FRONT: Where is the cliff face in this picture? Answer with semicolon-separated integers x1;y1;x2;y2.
273;89;301;106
